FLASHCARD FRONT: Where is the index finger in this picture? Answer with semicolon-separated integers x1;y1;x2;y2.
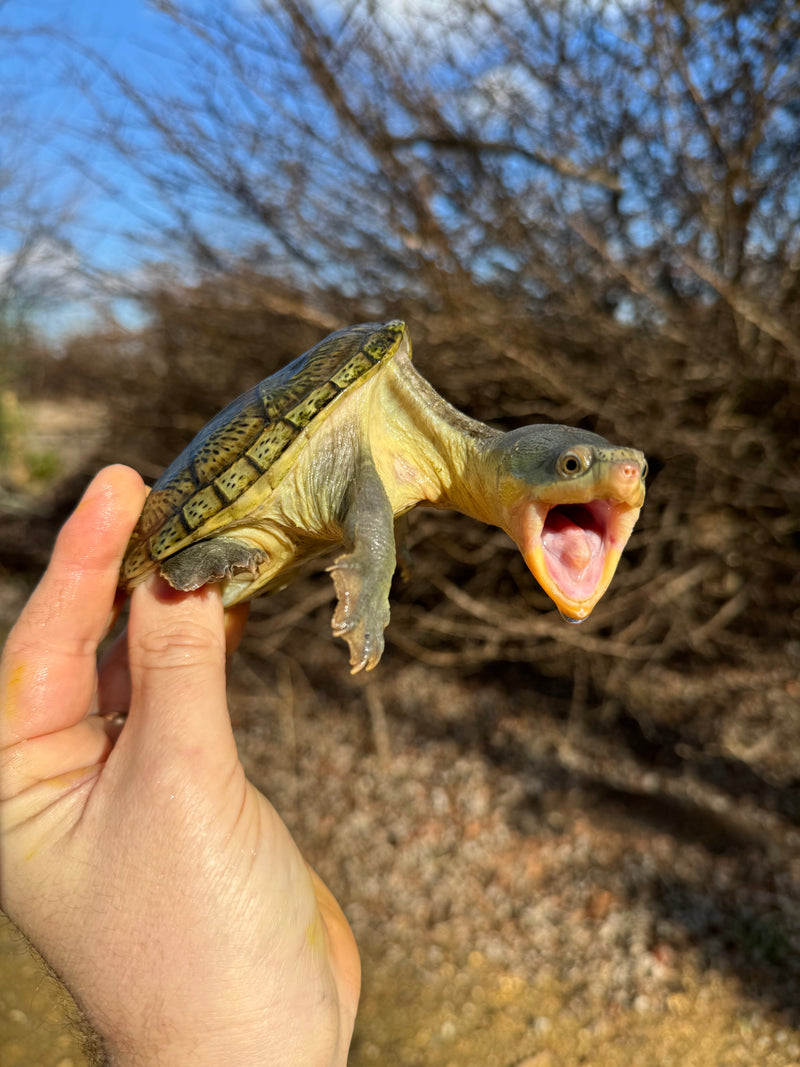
0;465;146;747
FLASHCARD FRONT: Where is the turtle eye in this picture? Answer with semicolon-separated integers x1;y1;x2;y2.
641;459;649;479
556;448;591;477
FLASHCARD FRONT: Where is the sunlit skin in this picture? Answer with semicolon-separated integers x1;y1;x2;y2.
0;466;359;1067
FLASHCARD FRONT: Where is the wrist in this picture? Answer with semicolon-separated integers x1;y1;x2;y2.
87;1001;350;1067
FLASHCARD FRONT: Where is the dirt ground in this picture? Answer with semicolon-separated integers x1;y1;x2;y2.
2;672;800;1066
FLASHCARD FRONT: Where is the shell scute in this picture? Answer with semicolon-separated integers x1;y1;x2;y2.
150;512;191;561
191;406;267;483
182;483;225;531
123;539;151;576
330;348;379;390
215;455;263;502
283;379;340;428
246;420;297;472
138;476;196;537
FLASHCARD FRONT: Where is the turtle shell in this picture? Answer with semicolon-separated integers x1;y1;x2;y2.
121;320;407;585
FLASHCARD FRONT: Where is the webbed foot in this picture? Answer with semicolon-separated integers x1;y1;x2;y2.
160;538;267;592
327;554;391;673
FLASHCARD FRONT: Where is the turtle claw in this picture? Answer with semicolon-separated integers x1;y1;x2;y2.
338;620;385;674
327;556;390;673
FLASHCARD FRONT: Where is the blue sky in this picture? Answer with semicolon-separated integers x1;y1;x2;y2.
2;1;180;253
0;0;195;330
2;0;383;331
3;0;484;281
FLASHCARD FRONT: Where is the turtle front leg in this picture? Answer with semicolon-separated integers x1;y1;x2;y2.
327;456;397;673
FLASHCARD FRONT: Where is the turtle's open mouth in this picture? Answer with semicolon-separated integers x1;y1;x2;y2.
516;497;642;621
542;502;609;606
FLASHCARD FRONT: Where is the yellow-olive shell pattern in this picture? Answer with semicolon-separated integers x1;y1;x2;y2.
122;320;405;582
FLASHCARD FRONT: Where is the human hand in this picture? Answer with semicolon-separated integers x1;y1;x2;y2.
0;465;359;1066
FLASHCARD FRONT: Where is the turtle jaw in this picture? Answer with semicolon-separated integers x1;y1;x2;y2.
515;497;643;621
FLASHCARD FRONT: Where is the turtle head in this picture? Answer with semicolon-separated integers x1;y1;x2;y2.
487;424;646;622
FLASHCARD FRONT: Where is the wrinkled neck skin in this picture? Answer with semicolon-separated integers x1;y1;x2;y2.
369;348;509;528
369;347;645;624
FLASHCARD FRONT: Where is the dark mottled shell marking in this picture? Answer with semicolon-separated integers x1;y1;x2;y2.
192;410;266;482
123;321;405;574
245;419;296;473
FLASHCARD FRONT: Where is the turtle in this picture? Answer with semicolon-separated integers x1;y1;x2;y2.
121;320;647;672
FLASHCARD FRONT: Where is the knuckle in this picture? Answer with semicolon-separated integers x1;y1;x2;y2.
133;619;224;672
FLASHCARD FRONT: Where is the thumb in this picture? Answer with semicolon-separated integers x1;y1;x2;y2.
124;576;238;764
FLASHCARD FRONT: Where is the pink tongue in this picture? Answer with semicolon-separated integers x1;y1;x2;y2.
542;513;599;575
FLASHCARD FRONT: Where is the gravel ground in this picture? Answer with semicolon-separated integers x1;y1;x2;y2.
2;613;799;1066
233;660;800;1066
